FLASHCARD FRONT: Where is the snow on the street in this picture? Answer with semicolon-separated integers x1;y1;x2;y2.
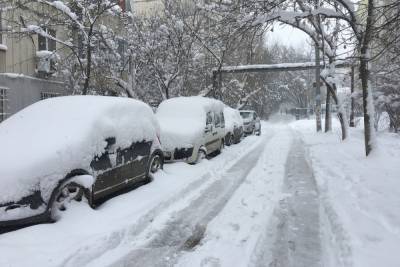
1;118;399;267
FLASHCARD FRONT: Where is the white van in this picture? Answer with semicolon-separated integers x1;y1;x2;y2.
156;96;225;164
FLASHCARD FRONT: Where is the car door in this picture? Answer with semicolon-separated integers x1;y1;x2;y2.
204;111;215;152
209;112;221;151
91;137;151;202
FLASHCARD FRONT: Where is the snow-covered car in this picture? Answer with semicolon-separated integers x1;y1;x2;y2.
223;106;244;146
0;96;163;231
156;96;225;164
240;110;261;136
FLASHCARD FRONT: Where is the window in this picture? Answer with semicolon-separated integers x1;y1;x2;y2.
0;88;8;122
41;92;59;100
206;111;213;125
117;39;128;65
214;112;220;127
38;28;56;51
220;111;225;127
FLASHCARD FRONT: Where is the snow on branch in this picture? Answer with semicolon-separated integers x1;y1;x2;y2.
22;25;74;48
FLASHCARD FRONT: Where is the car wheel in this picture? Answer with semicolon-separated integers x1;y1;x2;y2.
195;148;207;163
149;153;163;174
256;129;261;136
51;182;87;220
225;134;233;146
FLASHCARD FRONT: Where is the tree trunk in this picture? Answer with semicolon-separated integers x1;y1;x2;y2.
325;89;332;132
359;0;375;156
322;78;348;140
315;44;322;132
82;26;94;96
350;65;355;127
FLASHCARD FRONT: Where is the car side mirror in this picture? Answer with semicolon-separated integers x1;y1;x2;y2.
105;137;116;151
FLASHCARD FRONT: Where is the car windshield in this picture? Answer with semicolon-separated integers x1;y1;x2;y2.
240;112;252;119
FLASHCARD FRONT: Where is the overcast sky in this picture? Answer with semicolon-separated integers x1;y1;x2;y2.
265;23;312;52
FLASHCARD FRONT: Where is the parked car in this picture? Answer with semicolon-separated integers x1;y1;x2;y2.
223;106;244;146
240;110;261;136
0;96;163;231
156;96;225;164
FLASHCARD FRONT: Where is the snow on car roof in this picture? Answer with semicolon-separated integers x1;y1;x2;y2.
157;96;224;119
0;96;158;204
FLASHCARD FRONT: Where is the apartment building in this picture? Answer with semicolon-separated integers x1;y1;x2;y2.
0;0;132;123
0;3;67;123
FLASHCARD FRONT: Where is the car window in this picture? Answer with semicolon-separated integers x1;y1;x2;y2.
206;112;213;125
240;112;251;119
220;111;225;127
214;112;220;127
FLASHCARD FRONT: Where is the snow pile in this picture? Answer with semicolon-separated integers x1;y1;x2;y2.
156;96;224;150
290;119;400;267
0;96;158;207
223;106;243;134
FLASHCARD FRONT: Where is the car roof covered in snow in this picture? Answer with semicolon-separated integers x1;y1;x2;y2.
0;95;158;204
156;96;224;119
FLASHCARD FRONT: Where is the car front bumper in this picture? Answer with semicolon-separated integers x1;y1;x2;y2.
163;147;194;161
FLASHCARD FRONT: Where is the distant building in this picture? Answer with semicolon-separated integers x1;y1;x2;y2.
130;0;164;16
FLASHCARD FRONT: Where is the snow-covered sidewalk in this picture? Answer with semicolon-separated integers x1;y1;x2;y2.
291;119;400;267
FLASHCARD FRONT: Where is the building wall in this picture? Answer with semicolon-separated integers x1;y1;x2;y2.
130;0;164;16
0;73;66;122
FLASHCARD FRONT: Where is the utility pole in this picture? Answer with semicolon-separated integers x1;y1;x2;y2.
315;43;322;132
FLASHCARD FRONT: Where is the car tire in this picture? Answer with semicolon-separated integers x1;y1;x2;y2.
50;181;88;221
256;129;261;136
149;152;163;174
225;134;233;146
195;147;207;164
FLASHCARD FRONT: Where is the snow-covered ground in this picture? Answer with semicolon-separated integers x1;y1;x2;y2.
1;116;399;267
291;118;400;267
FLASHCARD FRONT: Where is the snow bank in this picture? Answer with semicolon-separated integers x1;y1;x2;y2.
223;106;243;134
0;96;158;206
156;96;224;150
290;119;400;267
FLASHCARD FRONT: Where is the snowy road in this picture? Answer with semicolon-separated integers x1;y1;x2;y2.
0;123;327;267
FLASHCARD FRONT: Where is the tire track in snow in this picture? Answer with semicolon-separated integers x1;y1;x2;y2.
89;133;274;267
60;131;275;267
260;137;322;267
